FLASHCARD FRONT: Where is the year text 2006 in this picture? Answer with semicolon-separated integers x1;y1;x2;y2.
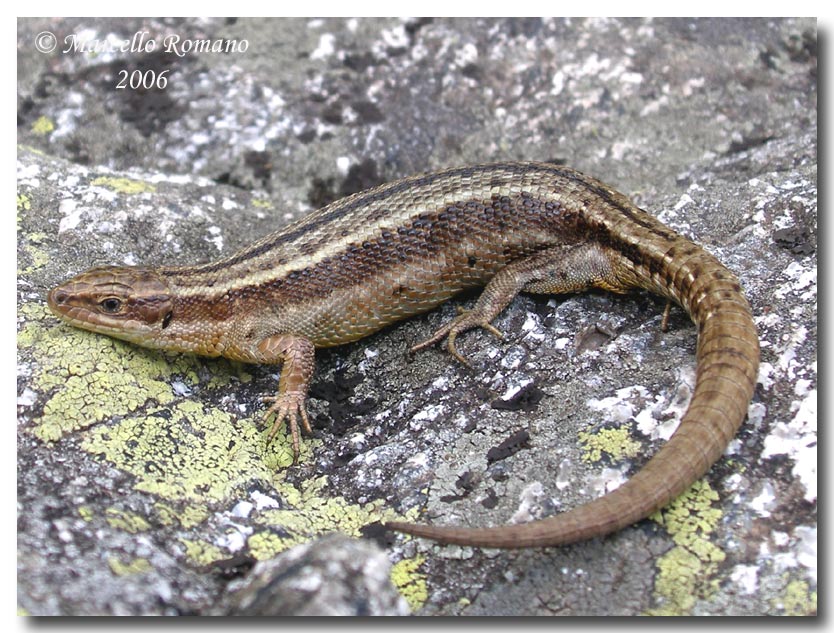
116;70;169;90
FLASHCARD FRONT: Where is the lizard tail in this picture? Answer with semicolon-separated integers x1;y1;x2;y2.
386;242;759;548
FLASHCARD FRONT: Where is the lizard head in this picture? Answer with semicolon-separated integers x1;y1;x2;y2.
47;266;174;347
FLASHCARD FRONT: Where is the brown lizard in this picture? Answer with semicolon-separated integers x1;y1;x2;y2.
47;161;759;548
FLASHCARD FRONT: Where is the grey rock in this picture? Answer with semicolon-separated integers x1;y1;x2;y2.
223;534;409;616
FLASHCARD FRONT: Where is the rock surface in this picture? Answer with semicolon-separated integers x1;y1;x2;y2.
17;17;816;616
223;534;409;616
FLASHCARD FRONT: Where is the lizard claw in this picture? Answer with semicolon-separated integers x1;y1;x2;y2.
410;308;505;368
262;391;312;464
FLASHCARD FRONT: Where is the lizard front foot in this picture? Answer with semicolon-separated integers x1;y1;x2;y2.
262;391;313;464
252;334;317;464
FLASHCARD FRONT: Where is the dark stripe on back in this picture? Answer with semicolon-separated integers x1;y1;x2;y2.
168;162;672;279
177;190;572;306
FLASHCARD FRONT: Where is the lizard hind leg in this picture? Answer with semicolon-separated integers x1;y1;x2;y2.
410;243;621;365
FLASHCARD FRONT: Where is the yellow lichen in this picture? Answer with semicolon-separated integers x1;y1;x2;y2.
578;426;642;463
31;116;55;136
90;176;155;195
82;400;298;504
153;500;210;528
21;242;50;274
252;199;273;209
779;578;817;616
105;508;151;533
246;474;403;559
17;194;31;211
246;531;287;561
77;506;94;522
180;538;226;566
108;557;153;576
19;304;244;442
646;480;726;615
391;555;428;612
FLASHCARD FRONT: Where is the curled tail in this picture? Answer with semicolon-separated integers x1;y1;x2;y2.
386;240;759;548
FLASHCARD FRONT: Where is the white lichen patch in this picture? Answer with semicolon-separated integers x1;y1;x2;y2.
499;346;527;370
207;225;224;252
372;22;409;57
431;375;450;390
762;388;816;502
231;501;254;519
310;33;336;60
250;490;281;511
749;481;778;517
453;42;479;68
554;458;575;491
588;383;673;438
214;521;252;553
766;525;817;583
586;368;699;448
674;193;695;211
497;375;534;401
411;404;446;425
57;199;83;233
794;526;817;580
774;261;816;301
17;161;42;187
509;481;546;524
585;466;628;496
729;564;760;595
756;361;776;390
587;385;652;424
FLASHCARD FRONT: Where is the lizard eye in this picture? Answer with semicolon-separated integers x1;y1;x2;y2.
99;297;123;313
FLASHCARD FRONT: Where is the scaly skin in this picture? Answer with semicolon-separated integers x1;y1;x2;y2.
47;161;759;548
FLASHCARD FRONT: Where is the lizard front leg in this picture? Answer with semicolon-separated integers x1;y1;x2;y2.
256;334;316;463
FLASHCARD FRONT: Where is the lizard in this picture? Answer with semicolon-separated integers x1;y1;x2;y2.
47;161;759;549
